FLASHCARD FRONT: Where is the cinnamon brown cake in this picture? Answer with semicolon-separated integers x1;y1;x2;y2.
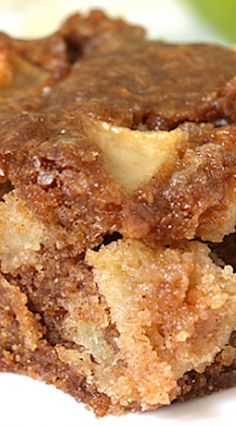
0;10;236;416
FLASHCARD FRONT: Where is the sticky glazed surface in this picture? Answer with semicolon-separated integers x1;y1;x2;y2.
0;9;236;416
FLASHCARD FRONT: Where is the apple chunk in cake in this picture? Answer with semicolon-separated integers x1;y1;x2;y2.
0;9;236;417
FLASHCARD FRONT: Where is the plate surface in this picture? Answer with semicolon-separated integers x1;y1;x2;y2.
0;373;236;426
0;1;235;425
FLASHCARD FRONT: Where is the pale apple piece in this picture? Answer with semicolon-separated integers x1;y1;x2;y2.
83;117;188;192
0;190;45;271
62;319;113;365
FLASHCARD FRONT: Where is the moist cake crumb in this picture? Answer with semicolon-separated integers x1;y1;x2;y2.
0;9;236;416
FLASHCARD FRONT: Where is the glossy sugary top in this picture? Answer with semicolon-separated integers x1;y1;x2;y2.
1;10;236;126
47;41;236;130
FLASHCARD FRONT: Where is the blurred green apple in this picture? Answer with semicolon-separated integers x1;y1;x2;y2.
186;0;236;41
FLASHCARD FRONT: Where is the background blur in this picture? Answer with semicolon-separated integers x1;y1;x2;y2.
0;0;235;43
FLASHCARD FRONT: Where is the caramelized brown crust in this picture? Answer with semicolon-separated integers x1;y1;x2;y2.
1;17;236;247
0;9;236;417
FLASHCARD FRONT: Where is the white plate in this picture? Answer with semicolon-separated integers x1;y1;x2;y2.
0;373;235;426
0;1;234;425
